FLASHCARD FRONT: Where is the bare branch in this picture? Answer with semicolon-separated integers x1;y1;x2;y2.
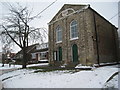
0;3;48;68
2;25;22;48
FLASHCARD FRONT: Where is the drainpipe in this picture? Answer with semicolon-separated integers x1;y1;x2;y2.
93;12;100;66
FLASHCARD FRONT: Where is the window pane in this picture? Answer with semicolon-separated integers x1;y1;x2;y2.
70;20;78;39
56;26;62;42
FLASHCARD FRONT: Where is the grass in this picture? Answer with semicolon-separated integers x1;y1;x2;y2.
33;68;80;73
27;65;90;73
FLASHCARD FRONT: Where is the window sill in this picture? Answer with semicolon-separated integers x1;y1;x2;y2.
56;41;62;44
70;37;79;41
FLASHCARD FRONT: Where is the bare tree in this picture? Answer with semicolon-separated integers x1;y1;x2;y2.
1;27;13;67
2;44;12;67
0;3;47;68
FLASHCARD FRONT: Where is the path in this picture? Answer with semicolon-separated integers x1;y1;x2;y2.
0;65;20;90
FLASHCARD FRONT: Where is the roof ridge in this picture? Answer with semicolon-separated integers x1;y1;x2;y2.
64;4;87;6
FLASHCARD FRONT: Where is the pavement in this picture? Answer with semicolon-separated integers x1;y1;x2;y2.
1;68;19;75
0;68;19;90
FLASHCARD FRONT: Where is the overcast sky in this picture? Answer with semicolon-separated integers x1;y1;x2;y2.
0;0;119;53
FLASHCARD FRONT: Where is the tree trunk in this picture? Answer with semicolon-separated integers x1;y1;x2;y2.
22;40;27;68
22;47;27;68
2;54;5;67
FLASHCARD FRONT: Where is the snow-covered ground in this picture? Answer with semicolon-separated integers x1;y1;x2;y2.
0;63;48;70
0;64;22;70
1;64;119;89
27;63;48;67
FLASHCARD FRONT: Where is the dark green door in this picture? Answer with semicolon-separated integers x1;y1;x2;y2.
58;47;62;61
72;44;78;62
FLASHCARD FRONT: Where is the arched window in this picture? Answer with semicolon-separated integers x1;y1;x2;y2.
56;26;62;42
72;44;78;62
70;20;78;39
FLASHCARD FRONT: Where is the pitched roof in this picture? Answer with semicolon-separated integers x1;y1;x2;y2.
31;48;48;53
88;7;117;29
16;43;39;55
48;4;117;29
31;42;48;53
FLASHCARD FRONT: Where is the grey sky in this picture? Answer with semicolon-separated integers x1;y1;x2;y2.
0;0;119;53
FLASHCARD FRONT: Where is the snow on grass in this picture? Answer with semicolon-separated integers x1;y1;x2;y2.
1;65;119;88
75;64;93;69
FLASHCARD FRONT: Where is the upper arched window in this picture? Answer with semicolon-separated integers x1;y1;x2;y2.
70;20;78;39
56;26;62;42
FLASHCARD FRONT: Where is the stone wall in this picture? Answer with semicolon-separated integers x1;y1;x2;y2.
48;5;119;67
89;8;119;63
48;6;96;66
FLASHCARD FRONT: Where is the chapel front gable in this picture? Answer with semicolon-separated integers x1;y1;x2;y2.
49;4;87;24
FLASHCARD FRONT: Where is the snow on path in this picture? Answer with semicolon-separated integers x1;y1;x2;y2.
0;64;22;70
103;74;119;88
27;63;48;67
0;63;49;70
2;65;119;88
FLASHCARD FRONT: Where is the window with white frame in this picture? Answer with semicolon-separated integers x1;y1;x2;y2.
70;20;78;39
31;53;36;59
40;52;47;59
56;26;62;42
